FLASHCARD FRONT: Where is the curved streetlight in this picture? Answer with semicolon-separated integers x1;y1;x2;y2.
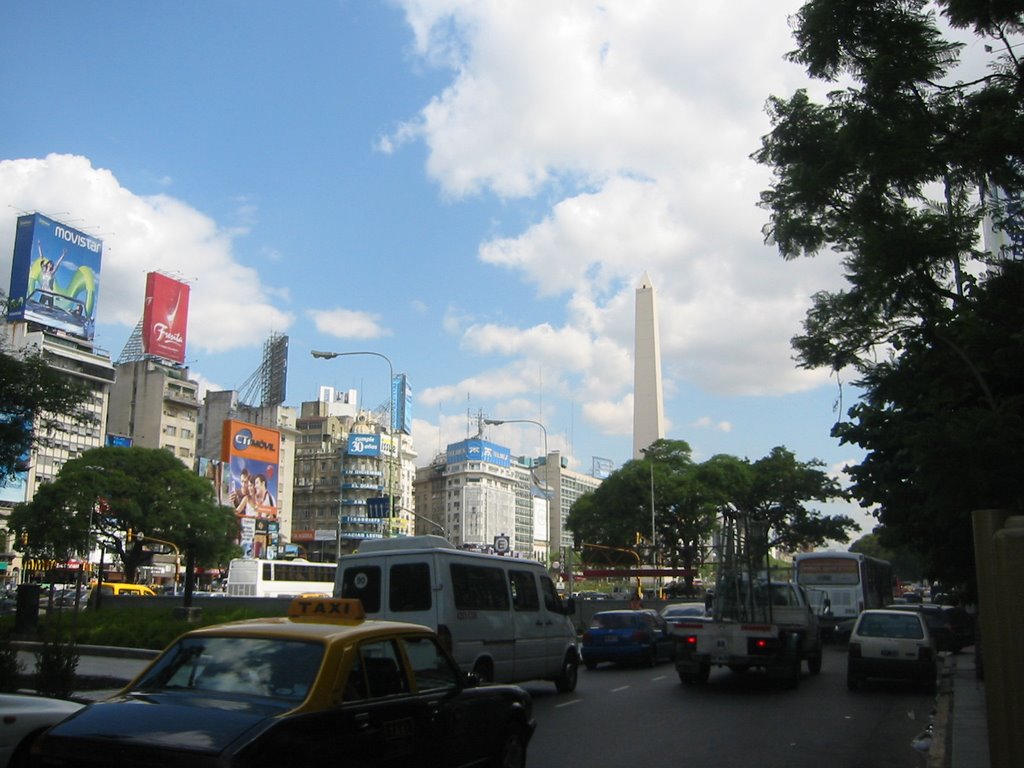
137;534;181;593
311;350;396;547
481;417;548;495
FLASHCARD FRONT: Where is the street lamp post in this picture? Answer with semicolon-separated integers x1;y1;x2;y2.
311;350;397;551
137;534;181;593
482;418;548;478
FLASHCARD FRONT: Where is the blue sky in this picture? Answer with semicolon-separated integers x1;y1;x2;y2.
2;1;892;535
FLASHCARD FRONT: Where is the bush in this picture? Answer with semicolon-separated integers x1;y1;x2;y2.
0;628;25;691
34;631;79;698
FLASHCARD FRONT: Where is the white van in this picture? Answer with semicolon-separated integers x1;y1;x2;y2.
335;535;580;692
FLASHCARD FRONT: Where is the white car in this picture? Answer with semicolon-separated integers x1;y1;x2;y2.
846;609;938;693
0;693;84;768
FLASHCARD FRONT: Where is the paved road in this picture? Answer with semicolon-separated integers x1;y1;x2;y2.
518;644;935;768
18;644;939;766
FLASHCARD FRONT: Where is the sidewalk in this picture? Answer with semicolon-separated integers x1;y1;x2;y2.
926;649;989;768
948;651;989;768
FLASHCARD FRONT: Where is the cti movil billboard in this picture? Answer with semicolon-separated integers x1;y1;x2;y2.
6;213;102;340
222;420;281;521
142;272;190;363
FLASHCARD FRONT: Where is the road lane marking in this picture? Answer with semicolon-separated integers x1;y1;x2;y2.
611;685;631;692
555;699;582;708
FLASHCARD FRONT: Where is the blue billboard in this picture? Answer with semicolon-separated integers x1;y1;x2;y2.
392;374;412;435
347;432;382;457
6;213;103;340
446;439;512;468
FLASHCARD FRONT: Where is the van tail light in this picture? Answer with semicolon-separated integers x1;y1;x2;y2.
437;624;453;654
918;647;933;662
848;642;862;659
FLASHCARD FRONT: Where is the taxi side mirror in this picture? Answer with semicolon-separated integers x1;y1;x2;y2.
464;671;481;688
562;597;576;615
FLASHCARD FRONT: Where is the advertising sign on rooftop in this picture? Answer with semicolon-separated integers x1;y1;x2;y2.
222;420;280;522
347;432;382;457
446;439;511;468
142;272;190;363
6;213;103;340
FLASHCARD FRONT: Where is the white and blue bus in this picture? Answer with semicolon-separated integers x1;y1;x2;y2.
226;558;337;597
793;551;894;637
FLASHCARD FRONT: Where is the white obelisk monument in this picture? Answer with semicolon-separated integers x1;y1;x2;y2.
633;272;665;458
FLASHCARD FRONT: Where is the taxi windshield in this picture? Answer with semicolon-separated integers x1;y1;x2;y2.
134;636;325;702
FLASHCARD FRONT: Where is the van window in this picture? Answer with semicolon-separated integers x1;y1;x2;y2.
508;570;540;612
450;563;510;611
389;562;432;612
540;575;562;612
340;566;382;613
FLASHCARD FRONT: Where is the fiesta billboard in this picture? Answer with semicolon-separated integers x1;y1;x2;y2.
222;420;280;521
6;213;103;340
142;272;190;363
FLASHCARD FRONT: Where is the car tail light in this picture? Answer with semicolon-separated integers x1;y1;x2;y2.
437;624;453;654
849;642;861;658
582;631;593;645
633;630;650;643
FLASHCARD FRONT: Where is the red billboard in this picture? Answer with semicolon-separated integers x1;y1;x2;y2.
142;272;189;363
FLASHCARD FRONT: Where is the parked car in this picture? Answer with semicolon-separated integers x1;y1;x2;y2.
30;597;537;768
847;609;937;693
660;601;708;623
884;603;974;653
581;609;675;669
0;693;84;768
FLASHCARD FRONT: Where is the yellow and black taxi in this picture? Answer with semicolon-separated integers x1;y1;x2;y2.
30;598;537;768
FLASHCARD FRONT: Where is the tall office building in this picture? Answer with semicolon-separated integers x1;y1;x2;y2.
632;272;665;458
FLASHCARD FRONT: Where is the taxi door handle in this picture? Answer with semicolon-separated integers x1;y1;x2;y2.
354;712;371;731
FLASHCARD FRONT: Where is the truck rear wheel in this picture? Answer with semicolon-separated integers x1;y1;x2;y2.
807;650;822;675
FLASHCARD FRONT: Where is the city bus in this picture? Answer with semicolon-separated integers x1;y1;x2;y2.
793;551;894;637
226;558;337;597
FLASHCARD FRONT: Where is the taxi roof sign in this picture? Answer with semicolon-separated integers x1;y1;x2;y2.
288;597;366;622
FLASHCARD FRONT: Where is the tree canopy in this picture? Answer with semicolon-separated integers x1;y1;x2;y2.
9;446;239;582
0;345;95;483
567;440;857;587
754;0;1024;594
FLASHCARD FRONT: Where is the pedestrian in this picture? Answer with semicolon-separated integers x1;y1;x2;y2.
629;589;644;610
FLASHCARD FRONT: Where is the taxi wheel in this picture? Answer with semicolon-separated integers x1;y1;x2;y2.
492;724;528;768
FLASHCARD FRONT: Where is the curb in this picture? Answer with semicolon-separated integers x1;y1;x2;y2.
927;654;955;768
11;640;160;660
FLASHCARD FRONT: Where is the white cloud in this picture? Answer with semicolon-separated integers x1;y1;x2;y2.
0;154;293;354
388;0;846;435
306;308;391;340
693;416;733;433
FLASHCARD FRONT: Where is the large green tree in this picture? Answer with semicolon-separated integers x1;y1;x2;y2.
9;447;238;582
753;0;1024;593
567;442;856;583
700;447;856;551
0;345;94;482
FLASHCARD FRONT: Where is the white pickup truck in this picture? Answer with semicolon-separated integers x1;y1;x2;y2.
672;580;823;688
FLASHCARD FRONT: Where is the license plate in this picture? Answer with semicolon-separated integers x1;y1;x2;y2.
881;649;898;657
604;636;619;643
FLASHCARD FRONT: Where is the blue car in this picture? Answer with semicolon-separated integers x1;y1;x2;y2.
581;610;675;669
